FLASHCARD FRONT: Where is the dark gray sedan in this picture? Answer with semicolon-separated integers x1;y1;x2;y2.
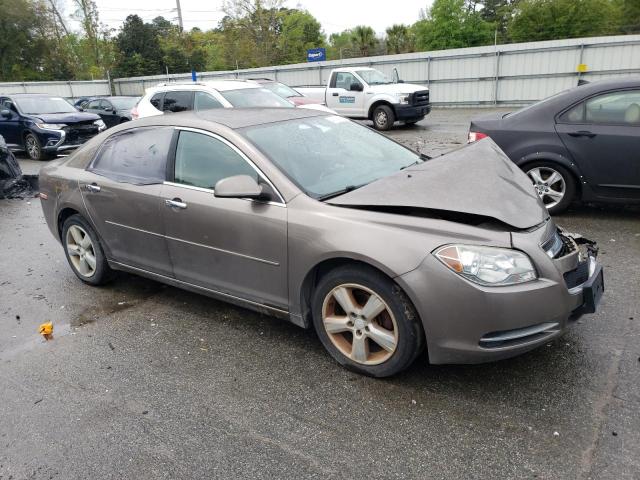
39;109;603;376
469;77;640;213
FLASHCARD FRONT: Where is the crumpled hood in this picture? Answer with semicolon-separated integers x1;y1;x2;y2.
368;83;427;94
33;112;100;124
329;138;548;230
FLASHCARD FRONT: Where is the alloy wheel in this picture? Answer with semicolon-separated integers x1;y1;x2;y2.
526;166;566;209
26;135;39;159
66;225;97;278
321;283;398;365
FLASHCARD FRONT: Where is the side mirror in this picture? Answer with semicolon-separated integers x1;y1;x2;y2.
1;109;11;118
104;107;114;113
350;82;363;92
214;175;265;199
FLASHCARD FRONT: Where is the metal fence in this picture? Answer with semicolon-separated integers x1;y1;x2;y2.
0;80;111;99
113;34;640;106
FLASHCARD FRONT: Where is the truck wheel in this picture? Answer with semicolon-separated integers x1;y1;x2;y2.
372;105;395;131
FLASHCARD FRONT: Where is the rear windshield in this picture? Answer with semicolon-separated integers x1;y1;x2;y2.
220;88;293;108
15;97;77;114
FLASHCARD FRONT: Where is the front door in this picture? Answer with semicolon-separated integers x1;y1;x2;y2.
79;126;175;276
161;128;288;310
556;89;640;200
0;98;22;147
99;100;120;127
326;72;365;116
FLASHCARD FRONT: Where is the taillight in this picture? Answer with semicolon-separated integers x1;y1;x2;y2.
131;106;139;120
468;131;488;143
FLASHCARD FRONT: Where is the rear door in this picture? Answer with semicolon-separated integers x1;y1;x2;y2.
325;72;365;116
79;126;176;276
556;89;640;200
161;128;288;309
100;100;120;127
161;91;194;114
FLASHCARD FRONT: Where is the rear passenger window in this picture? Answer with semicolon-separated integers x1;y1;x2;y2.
173;131;257;190
90;127;174;184
162;91;192;113
194;92;223;111
150;93;164;110
559;102;585;123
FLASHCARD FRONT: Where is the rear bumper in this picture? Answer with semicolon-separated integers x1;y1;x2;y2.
395;104;431;120
397;227;602;365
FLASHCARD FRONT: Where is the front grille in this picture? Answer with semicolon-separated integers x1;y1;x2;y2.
411;90;429;106
564;259;590;289
63;121;99;146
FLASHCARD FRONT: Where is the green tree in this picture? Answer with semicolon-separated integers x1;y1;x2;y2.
327;30;354;60
386;24;415;53
508;0;621;42
351;25;377;56
278;9;325;64
114;15;162;77
413;0;494;50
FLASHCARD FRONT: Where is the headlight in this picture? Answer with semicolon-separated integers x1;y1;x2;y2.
395;93;410;104
36;123;66;130
434;245;537;286
94;119;106;130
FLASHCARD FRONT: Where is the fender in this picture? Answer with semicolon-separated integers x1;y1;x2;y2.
366;95;398;119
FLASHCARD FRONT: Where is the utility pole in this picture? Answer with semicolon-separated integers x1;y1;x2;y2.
175;0;184;32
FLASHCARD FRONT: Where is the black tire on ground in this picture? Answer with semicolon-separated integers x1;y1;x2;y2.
61;214;114;286
119;118;130;124
24;133;51;161
372;104;395;131
524;161;577;215
311;264;425;377
404;119;420;126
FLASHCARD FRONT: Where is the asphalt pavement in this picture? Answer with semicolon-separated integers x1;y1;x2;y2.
1;108;639;480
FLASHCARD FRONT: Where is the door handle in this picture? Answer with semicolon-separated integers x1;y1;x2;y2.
85;183;101;192
165;198;187;209
332;92;339;96
568;130;596;138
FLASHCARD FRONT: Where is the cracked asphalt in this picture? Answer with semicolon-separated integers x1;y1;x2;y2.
1;108;639;479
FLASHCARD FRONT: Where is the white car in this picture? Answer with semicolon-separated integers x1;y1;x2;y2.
296;67;431;130
133;80;333;119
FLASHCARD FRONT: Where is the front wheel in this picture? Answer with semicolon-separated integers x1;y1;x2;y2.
525;162;576;215
24;133;50;161
312;265;425;377
372;105;395;131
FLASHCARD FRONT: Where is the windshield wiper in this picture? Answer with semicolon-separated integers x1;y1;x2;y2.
318;184;366;201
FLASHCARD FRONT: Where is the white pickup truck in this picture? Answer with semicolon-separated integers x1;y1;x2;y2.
296;67;431;130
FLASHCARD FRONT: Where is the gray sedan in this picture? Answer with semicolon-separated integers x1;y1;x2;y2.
38;109;604;376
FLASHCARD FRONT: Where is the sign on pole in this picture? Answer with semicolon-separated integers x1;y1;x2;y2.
307;48;326;62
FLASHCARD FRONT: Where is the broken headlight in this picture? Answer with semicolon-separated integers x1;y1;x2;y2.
434;245;537;286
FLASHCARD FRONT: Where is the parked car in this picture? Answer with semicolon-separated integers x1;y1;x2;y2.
134;80;296;119
73;96;96;108
81;96;140;128
248;78;325;106
0;94;106;160
296;67;431;130
468;77;640;213
39;108;603;377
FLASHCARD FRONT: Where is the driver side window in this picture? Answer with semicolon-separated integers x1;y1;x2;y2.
335;73;359;90
173;131;257;190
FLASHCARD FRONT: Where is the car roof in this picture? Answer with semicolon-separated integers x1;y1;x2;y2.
126;107;330;130
147;80;262;95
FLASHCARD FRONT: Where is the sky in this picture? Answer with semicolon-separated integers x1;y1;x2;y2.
63;0;432;36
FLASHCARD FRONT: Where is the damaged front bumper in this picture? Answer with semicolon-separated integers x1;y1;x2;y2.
397;221;604;364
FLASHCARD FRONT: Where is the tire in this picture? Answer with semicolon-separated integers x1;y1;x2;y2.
61;214;113;285
404;119;421;126
24;133;50;161
311;264;425;377
372;105;395;131
524;161;576;215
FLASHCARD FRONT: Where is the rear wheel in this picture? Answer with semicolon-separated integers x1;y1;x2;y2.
62;214;113;285
525;162;576;214
312;265;424;377
372;105;395;131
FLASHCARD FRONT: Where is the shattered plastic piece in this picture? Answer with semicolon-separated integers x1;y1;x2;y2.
38;321;54;340
0;135;35;199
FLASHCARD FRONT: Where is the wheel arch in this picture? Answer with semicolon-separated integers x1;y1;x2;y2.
57;207;81;241
367;100;396;120
516;152;584;199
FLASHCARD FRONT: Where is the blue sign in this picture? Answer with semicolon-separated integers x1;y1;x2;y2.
192;70;197;82
307;48;326;62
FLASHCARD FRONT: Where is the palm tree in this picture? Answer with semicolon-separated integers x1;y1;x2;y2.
385;24;414;54
351;25;377;56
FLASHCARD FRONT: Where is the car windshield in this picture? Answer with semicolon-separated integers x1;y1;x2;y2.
220;88;294;108
356;69;391;85
110;97;139;109
261;82;302;98
242;115;421;199
15;97;77;114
